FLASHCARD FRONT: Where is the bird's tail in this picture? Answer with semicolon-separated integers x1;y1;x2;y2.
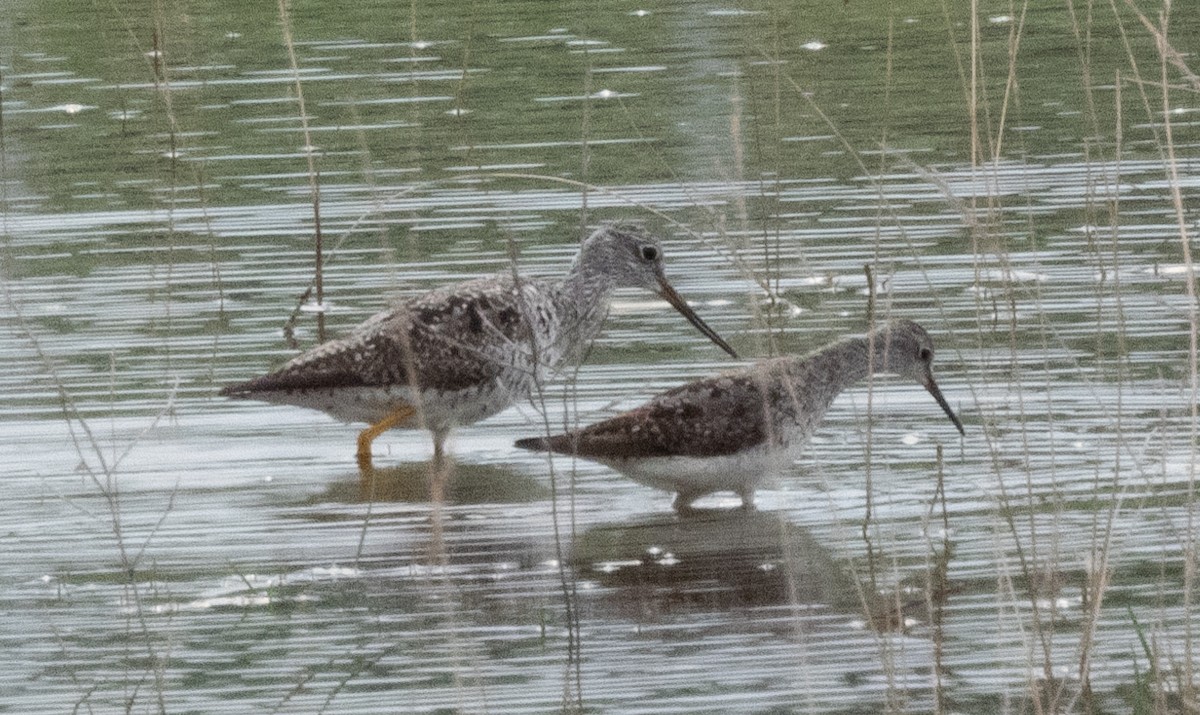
514;436;552;452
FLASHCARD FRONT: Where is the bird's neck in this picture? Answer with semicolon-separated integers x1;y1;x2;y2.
553;263;617;355
783;336;876;416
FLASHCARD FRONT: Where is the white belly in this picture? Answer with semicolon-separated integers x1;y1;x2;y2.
596;442;795;497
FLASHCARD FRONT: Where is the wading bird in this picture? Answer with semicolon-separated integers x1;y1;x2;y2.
516;320;963;512
221;223;738;471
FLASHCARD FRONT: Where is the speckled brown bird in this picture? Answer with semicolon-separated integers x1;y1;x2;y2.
220;223;738;470
516;320;964;512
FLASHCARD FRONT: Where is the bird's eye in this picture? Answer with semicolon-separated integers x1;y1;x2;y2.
919;347;933;362
640;245;660;261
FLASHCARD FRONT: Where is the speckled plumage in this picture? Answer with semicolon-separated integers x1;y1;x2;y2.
222;276;567;428
220;223;737;469
515;320;964;512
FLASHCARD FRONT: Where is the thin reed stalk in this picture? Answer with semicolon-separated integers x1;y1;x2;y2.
277;0;326;346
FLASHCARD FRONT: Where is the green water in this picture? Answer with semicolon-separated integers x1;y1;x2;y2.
2;0;1199;712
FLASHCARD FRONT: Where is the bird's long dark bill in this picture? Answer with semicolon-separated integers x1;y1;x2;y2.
655;274;739;359
923;376;965;435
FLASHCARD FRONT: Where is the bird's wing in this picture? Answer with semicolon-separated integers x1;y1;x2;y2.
395;275;554;392
222;276;556;395
519;371;773;459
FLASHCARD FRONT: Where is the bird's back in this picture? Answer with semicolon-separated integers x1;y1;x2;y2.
519;360;810;460
516;347;865;462
222;274;565;399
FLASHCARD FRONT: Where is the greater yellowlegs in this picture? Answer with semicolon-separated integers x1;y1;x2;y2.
515;319;963;512
220;223;738;470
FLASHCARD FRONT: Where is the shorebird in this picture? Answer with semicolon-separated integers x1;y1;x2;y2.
515;320;964;513
220;223;738;470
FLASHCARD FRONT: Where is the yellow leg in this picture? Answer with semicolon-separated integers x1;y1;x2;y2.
427;430;449;565
356;405;415;471
428;430;449;502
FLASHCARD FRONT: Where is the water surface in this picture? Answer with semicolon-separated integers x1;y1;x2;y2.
2;0;1199;712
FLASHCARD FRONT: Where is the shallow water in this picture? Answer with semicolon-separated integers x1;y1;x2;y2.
3;0;1200;712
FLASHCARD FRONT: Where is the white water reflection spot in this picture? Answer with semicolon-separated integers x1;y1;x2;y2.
1154;263;1200;276
977;268;1048;283
706;9;763;16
